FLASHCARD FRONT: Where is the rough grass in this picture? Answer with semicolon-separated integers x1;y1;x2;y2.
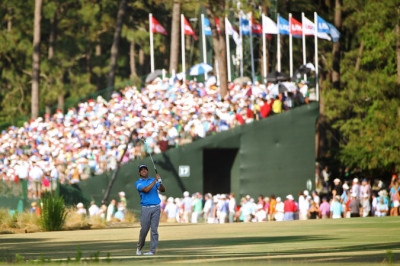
0;216;399;265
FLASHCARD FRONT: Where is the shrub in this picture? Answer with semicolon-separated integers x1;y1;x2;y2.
39;195;67;231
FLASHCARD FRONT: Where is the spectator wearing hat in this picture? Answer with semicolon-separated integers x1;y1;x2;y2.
216;194;229;223
351;178;361;199
181;191;192;223
165;197;178;223
298;80;309;104
298;191;310;220
135;163;165;256
330;196;344;219
348;193;361;217
88;201;100;217
29;160;44;199
76;202;87;215
119;191;127;208
332;178;343;198
283;194;297;221
274;197;284;221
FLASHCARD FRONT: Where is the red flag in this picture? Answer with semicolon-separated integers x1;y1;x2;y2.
183;15;198;40
151;17;168;35
290;17;302;35
215;18;221;34
252;18;262;35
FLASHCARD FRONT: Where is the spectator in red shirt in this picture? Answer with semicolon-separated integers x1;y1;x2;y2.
260;97;272;118
283;194;297;221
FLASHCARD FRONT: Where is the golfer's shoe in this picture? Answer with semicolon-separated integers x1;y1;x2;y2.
143;252;155;256
136;248;142;255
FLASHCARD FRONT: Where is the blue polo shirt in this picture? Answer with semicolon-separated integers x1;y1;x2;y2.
135;177;161;206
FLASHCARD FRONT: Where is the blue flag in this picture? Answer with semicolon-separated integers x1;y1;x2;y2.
203;17;212;36
327;22;340;42
278;15;289;35
317;15;330;34
240;18;251;35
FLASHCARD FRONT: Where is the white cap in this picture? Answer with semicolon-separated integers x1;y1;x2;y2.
334;178;341;183
286;194;294;200
276;197;282;202
183;191;189;197
342;183;349;190
119;191;125;197
77;202;84;208
353;178;359;183
303;190;309;196
351;192;358;197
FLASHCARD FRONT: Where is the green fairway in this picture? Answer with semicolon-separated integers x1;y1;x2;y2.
1;216;399;265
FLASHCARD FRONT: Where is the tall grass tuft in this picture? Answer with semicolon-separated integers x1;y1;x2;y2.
39;194;67;231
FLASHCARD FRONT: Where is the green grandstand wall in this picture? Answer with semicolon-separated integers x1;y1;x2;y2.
77;102;319;212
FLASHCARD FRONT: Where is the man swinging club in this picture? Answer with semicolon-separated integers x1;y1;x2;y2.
135;164;165;256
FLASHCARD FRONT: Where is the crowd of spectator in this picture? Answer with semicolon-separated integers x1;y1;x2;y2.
157;175;400;223
0;76;312;199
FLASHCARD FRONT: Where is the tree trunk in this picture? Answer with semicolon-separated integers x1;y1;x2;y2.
31;0;42;119
95;39;102;91
107;0;126;98
355;40;364;72
48;16;57;60
396;23;400;117
139;48;145;76
332;0;342;89
130;29;137;78
7;7;12;32
57;95;64;112
169;0;181;74
396;24;400;99
205;0;228;98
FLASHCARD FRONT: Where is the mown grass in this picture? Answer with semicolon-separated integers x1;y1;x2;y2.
0;216;399;265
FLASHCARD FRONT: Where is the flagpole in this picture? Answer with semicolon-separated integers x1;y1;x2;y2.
201;14;208;80
289;13;293;78
239;13;243;78
181;14;186;83
277;13;281;72
249;14;255;83
149;13;155;73
314;12;319;102
302;12;307;81
225;17;232;82
262;14;267;84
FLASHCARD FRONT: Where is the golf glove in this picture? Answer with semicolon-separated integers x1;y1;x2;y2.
157;178;162;184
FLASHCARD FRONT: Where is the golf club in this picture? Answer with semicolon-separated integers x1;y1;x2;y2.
148;152;158;174
142;137;158;174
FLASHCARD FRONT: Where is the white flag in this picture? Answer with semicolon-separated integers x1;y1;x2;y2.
226;18;240;46
303;16;331;41
262;15;278;34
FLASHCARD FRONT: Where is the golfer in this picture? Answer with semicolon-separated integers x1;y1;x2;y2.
135;164;165;256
